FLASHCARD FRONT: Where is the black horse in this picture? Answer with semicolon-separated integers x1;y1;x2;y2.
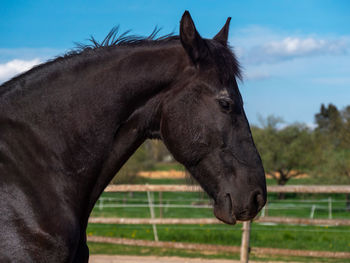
0;11;266;262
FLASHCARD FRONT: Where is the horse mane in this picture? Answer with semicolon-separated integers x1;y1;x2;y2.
64;26;179;58
73;26;242;81
69;26;242;81
1;27;241;88
81;27;177;49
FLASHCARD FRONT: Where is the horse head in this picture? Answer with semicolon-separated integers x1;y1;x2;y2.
159;11;267;224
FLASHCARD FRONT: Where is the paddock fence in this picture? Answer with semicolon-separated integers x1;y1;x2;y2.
88;184;350;262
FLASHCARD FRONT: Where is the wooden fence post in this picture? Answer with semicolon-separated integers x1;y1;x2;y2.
328;197;332;219
310;205;316;219
98;199;103;210
240;221;251;263
159;191;163;218
147;190;159;242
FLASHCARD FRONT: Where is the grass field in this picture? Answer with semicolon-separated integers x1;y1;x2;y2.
87;223;350;252
87;163;350;261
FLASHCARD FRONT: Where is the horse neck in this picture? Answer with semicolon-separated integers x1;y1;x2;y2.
74;44;188;220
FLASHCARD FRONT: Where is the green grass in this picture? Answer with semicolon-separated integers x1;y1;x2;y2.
89;176;350;261
87;223;350;252
137;177;189;185
88;242;240;260
150;162;186;171
88;191;350;259
91;191;212;218
92;191;350;220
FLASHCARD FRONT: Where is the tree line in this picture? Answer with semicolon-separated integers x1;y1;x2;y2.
252;104;350;187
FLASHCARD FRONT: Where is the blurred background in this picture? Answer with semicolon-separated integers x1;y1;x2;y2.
1;1;349;262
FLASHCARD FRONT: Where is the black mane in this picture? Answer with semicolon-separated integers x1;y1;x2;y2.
82;27;177;49
67;26;179;58
1;27;241;88
77;26;242;80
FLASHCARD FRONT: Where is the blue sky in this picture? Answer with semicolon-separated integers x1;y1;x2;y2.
1;0;349;126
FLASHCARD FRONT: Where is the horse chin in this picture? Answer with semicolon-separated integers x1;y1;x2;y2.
213;194;237;225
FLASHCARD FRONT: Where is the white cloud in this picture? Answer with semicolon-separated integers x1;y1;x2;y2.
243;37;348;64
0;47;62;84
0;59;41;84
0;48;61;63
231;26;350;65
229;26;350;84
270;37;335;55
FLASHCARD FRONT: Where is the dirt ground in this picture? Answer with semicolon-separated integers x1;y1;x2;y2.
138;170;187;179
137;170;308;179
89;255;299;263
89;255;238;263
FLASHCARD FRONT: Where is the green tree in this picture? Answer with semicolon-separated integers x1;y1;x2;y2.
147;140;173;162
111;142;154;184
315;103;344;147
252;116;314;188
312;104;350;210
313;104;350;175
341;106;350;147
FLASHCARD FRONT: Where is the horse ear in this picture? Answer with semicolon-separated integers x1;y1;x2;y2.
180;11;207;64
213;17;231;46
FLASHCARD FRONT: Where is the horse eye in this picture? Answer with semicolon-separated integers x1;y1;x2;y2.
218;99;232;111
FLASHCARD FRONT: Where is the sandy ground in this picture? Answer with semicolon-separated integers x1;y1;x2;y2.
137;170;308;179
89;255;239;263
89;255;299;263
138;170;187;179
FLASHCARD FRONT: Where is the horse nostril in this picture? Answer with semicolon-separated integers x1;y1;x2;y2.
255;193;266;210
250;189;266;211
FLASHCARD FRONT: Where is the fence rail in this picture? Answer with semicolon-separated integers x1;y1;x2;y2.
89;216;350;226
90;184;350;262
87;236;350;259
105;184;350;193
